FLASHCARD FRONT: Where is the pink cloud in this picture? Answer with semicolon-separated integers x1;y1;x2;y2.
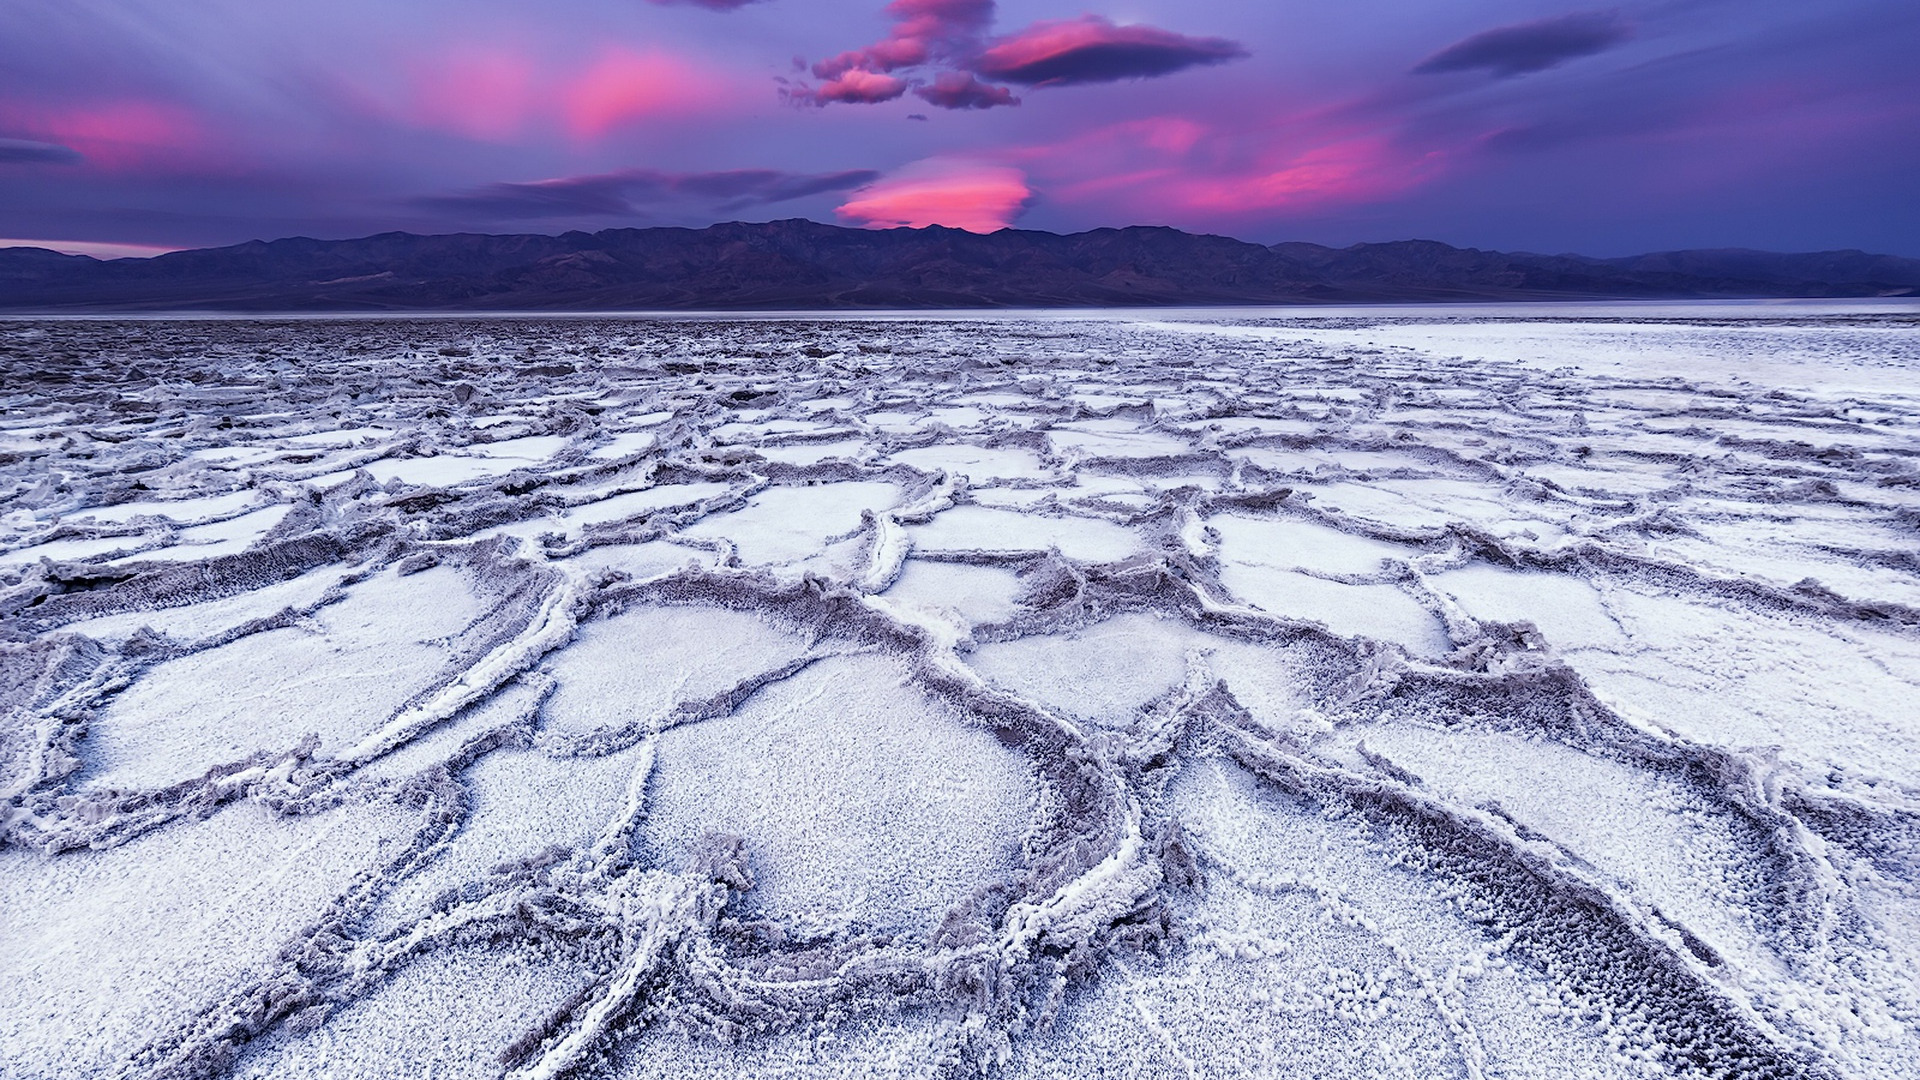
796;5;1238;109
563;49;722;138
1168;137;1445;214
406;46;539;141
796;0;1017;110
386;43;734;142
812;0;993;79
1;100;211;171
798;69;911;106
1007;114;1452;226
836;160;1030;232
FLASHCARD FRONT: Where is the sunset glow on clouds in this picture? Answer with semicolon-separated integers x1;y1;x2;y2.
0;0;1915;255
0;100;212;172
393;44;728;142
562;49;729;139
836;160;1031;231
404;46;540;141
1168;138;1447;217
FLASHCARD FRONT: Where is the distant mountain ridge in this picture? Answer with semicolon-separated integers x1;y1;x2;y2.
3;219;1917;311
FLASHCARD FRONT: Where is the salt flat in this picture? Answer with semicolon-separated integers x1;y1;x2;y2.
1;303;1917;1080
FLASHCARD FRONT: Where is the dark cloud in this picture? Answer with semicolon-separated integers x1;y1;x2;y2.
914;71;1018;110
1415;11;1632;77
417;168;881;219
971;16;1247;86
0;138;82;165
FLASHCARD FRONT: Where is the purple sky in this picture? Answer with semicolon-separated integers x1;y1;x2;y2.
3;0;1917;257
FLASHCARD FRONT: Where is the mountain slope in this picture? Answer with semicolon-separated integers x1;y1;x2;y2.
3;220;1916;311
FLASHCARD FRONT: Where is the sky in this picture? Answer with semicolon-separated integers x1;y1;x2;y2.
2;0;1917;258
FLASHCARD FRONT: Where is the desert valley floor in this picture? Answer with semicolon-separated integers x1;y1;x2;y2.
1;304;1918;1080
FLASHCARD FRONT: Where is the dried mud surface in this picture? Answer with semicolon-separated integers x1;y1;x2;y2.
2;307;1919;1080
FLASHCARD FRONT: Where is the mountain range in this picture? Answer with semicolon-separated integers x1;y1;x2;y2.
3;219;1918;311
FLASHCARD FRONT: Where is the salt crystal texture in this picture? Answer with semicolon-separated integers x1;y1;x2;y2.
1;304;1917;1079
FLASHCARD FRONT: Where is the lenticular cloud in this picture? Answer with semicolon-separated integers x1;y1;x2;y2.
834;160;1031;231
973;16;1249;86
1414;10;1632;77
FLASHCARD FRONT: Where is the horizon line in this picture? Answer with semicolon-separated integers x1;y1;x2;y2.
4;219;1916;264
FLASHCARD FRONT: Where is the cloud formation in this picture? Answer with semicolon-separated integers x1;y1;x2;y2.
562;49;721;137
1414;11;1631;78
914;72;1018;110
792;4;1242;109
1007;116;1449;227
1;101;212;172
644;0;766;9
420;168;881;219
790;69;910;106
835;160;1030;231
811;0;994;80
973;16;1248;86
4;1;1914;256
0;138;82;165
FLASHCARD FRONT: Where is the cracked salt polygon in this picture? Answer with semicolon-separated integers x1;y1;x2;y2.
116;503;293;563
1431;565;1626;651
1209;513;1420;578
557;539;717;579
1442;562;1920;782
969;613;1202;728
362;453;535;487
908;504;1141;562
64;488;264;525
679;481;901;565
1357;725;1785;968
589;430;661;459
59;562;351;644
615;1011;949;1080
1217;566;1451;655
1562;587;1920;784
754;439;871;466
1006;757;1487;1080
83;564;487;789
374;739;651;931
0;533;154;568
887;444;1053;481
232;944;599;1080
484;482;732;543
642;652;1035;937
1045;427;1193;460
0;799;417;1077
537;605;813;740
463;434;573;461
882;559;1026;628
5;308;1920;1079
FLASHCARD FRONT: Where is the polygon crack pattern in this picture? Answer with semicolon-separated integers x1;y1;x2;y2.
1;308;1917;1080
